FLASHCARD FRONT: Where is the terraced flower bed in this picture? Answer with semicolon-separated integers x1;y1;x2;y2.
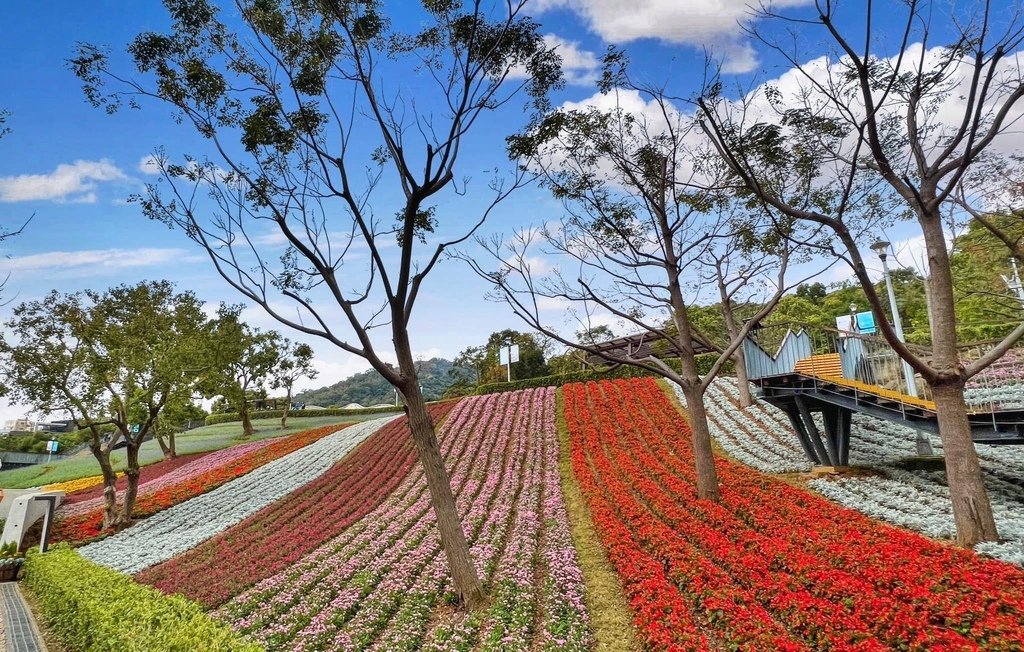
566;377;1024;650
214;387;590;652
58;450;215;505
136;402;457;607
78;418;392;573
703;378;1024;565
54;428;335;543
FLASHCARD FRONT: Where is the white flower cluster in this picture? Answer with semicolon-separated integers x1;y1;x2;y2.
964;385;1024;409
697;378;810;474
700;378;1024;566
80;416;396;574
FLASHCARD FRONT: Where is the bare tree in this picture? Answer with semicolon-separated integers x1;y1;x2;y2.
71;0;559;607
468;83;821;502
697;0;1024;545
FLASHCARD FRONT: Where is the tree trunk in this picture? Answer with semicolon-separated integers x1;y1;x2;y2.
281;386;292;429
920;213;998;545
678;380;722;502
168;430;176;458
94;447;120;531
668;274;722;502
931;381;999;545
733;347;754;408
403;380;485;608
117;442;143;529
156;432;172;460
719;288;754;408
240;403;254;437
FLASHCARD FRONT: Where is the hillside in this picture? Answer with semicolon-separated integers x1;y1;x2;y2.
295;358;458;406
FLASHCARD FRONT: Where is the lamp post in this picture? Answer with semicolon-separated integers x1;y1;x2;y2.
870;240;918;398
871;240;934;455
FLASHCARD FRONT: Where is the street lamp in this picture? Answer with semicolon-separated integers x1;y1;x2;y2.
871;239;919;399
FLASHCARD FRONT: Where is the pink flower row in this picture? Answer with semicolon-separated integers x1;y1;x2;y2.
214;388;591;652
58;438;276;519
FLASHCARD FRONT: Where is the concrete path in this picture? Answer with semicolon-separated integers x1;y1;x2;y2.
0;583;46;652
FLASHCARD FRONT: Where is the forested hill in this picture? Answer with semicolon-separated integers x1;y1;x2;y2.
295;358;456;407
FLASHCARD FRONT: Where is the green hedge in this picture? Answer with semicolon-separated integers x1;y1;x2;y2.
23;546;262;652
204;404;403;426
475;353;735;396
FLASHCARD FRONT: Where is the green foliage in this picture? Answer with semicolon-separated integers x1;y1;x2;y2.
481;329;550;382
204;404;401;425
0;541;21;559
203;308;284;419
296;358;455;406
24;545;263;652
0;429;91;455
0;281;212;448
475;353;732;395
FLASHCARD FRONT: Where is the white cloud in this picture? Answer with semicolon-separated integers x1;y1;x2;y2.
0;159;126;203
546;34;600;85
139;155;161;175
509;33;600;86
532;0;812;74
3;247;194;273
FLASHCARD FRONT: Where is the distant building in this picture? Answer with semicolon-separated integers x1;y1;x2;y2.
3;418;34;434
35;420;76;433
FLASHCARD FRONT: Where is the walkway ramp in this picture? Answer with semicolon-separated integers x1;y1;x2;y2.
742;324;1024;467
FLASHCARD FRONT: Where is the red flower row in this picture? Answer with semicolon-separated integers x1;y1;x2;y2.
55;425;348;544
565;378;1024;651
61;451;212;504
136;402;457;607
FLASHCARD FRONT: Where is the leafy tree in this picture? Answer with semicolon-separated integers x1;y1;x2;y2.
482;330;549;382
450;346;487;385
72;0;559;606
206;310;282;437
271;341;317;429
795;282;827;305
150;395;208;460
575;325;615;345
0;281;208;529
698;0;1024;545
474;84;817;501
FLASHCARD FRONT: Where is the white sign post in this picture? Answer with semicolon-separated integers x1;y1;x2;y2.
499;343;520;382
46;439;59;462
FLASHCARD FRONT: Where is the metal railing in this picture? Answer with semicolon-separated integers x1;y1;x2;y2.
743;323;1024;414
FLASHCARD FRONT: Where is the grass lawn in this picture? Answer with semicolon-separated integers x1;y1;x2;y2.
0;412;393;489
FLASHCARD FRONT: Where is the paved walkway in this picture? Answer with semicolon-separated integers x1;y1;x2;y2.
0;583;46;652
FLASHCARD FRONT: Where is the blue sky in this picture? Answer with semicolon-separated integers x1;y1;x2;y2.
0;0;1007;421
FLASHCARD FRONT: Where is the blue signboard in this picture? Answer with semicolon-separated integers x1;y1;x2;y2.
856;311;876;334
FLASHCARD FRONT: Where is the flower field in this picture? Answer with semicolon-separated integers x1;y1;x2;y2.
566;377;1024;650
136;402;458;607
58;450;215;505
79;418;393;573
212;387;590;652
702;378;1024;565
55;427;336;543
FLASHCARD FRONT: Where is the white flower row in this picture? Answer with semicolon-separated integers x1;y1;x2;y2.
696;380;810;474
964;385;1024;409
702;378;1024;566
80;416;397;574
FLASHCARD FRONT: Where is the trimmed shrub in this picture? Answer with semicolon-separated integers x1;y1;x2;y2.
204;404;402;426
475;353;734;395
23;545;263;652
